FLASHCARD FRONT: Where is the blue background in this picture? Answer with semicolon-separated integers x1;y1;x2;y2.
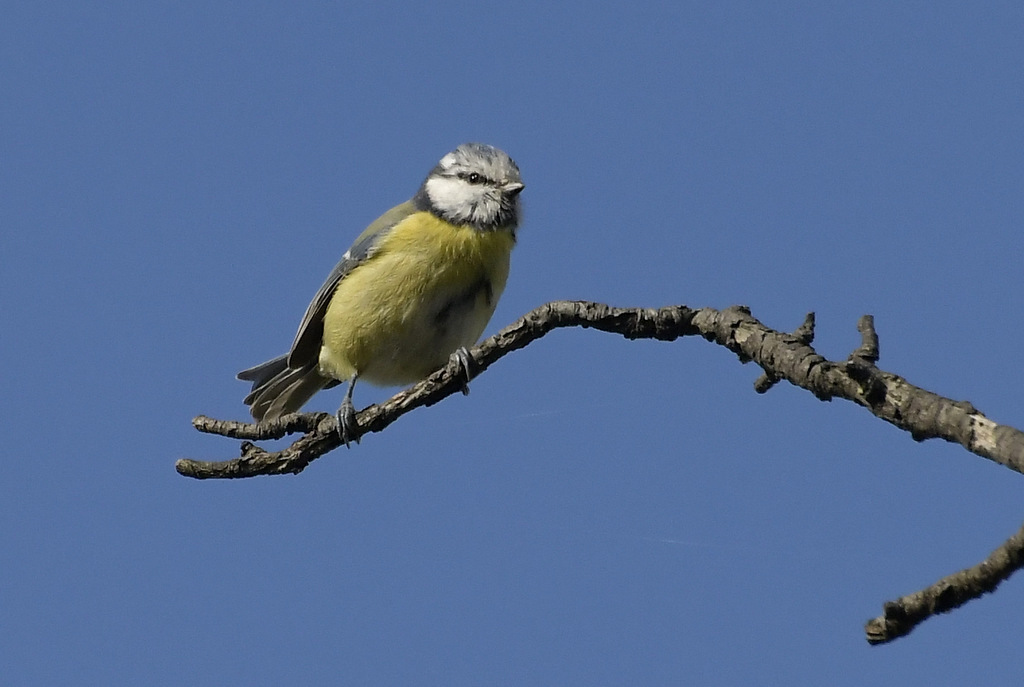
3;2;1023;684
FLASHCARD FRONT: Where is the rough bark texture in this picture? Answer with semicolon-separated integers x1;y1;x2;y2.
176;301;1024;644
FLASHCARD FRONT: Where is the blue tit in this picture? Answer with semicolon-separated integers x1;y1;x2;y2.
238;142;524;445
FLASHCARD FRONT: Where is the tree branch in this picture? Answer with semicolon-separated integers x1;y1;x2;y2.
176;300;1024;642
865;519;1024;645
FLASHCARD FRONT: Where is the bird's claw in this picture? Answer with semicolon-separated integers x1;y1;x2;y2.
336;397;359;448
451;346;476;396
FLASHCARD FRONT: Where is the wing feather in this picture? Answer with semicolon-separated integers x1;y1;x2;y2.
286;201;419;367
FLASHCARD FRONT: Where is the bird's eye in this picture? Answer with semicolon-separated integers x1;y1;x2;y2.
467;172;482;184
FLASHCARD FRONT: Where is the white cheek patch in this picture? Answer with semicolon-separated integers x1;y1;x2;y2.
425;176;486;224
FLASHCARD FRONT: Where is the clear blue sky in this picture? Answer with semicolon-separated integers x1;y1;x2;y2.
3;2;1023;684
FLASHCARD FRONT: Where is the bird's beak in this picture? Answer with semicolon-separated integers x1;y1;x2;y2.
504;181;525;196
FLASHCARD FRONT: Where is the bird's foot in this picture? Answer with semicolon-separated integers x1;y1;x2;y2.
451;346;477;396
336;397;360;448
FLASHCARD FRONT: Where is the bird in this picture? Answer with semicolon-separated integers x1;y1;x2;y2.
237;142;524;446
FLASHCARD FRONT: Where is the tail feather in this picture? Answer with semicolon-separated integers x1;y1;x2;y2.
237;354;332;421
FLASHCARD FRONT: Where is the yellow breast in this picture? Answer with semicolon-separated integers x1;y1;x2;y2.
318;212;515;386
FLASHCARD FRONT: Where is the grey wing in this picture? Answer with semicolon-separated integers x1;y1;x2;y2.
286;200;419;368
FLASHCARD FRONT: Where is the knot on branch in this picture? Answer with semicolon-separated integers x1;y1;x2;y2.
755;312;816;393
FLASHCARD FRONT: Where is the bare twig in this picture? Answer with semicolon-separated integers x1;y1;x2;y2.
865;520;1024;644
